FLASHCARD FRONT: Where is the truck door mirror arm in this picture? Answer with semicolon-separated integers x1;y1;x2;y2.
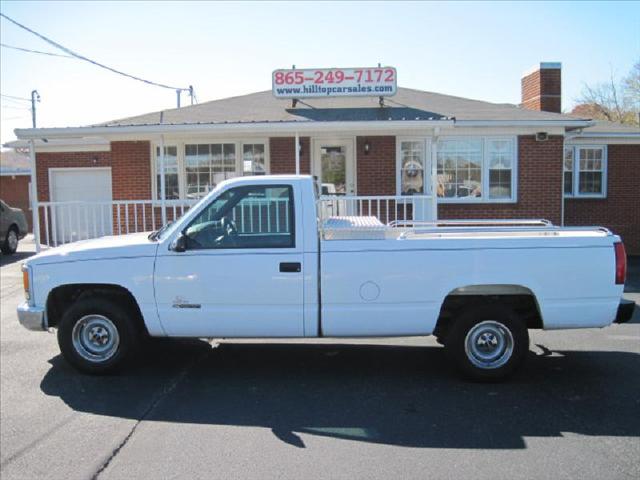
169;232;187;252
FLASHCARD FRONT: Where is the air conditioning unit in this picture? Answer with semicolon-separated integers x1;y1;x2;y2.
536;132;549;142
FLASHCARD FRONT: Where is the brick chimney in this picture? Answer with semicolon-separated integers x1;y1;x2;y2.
521;62;562;113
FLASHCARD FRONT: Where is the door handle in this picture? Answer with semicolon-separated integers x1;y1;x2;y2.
280;262;301;273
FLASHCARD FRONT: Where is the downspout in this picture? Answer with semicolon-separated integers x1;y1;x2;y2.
561;136;566;226
159;135;167;225
431;127;439;221
28;139;41;252
295;132;300;175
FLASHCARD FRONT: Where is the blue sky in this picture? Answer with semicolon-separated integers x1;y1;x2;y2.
1;1;638;146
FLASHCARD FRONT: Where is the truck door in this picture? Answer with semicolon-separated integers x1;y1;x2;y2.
154;184;305;337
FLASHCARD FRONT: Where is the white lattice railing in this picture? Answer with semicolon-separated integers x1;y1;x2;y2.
38;199;197;247
37;197;293;247
318;194;435;225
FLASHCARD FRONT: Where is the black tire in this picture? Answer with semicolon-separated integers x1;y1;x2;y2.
444;304;529;382
1;226;19;255
57;296;139;374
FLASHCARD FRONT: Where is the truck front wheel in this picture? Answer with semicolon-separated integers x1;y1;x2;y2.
57;297;138;374
444;304;529;382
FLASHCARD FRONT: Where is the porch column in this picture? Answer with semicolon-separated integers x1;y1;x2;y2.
28;139;41;252
159;135;167;225
431;129;439;221
295;132;300;175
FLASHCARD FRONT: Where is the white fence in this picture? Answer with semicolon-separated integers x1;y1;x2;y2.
36;195;434;248
318;195;435;225
38;199;197;247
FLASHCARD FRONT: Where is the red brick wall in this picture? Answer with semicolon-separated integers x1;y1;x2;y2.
110;141;152;200
439;135;564;225
356;136;396;195
0;175;32;231
521;67;561;113
269;137;310;174
565;144;640;254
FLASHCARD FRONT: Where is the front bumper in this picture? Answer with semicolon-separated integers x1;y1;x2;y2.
17;302;46;331
614;299;636;324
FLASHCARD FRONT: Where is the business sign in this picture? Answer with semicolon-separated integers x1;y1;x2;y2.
272;67;397;98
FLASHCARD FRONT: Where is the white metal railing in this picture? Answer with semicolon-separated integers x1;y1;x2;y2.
38;199;197;247
318;194;435;225
37;197;292;247
229;198;290;234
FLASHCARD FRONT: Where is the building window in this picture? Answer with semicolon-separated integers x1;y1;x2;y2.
185;143;236;199
564;147;574;195
486;139;514;199
155;146;179;200
436;137;516;202
243;144;266;175
399;140;426;195
152;140;269;201
564;146;607;198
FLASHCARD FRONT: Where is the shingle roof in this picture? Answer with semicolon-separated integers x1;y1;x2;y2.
96;87;587;127
580;120;640;134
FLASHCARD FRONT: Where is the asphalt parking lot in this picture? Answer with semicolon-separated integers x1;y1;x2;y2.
1;238;639;480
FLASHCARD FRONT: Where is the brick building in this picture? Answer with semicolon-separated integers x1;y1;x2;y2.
5;62;640;253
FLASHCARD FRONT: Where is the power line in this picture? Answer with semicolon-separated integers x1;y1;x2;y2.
0;93;31;102
1;116;30;121
1;42;74;58
0;13;190;92
1;104;30;110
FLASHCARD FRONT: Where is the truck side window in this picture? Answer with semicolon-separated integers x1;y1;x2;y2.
184;185;295;249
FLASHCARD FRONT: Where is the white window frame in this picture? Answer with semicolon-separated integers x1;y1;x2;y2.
435;136;518;204
153;145;180;201
563;145;607;199
151;139;270;201
395;137;432;196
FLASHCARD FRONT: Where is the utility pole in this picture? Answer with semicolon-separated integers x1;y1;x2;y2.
176;89;181;108
189;85;194;105
31;90;40;128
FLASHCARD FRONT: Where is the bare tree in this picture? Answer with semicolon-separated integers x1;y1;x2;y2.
573;61;640;126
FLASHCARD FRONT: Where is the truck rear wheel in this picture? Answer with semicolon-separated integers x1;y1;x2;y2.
444;304;529;382
57;296;138;374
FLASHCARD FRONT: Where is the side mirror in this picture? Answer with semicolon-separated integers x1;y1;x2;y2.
169;232;187;252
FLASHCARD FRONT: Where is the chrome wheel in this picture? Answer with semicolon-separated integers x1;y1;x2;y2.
7;230;18;252
464;320;514;369
71;315;120;363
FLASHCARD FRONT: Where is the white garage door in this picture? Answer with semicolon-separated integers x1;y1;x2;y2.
50;168;113;243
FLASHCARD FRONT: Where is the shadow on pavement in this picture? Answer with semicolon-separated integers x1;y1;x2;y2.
0;251;34;267
40;340;640;449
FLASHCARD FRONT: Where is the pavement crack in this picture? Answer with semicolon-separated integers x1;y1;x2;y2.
91;343;212;480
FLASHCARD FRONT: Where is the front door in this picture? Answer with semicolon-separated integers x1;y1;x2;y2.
154;183;305;337
313;139;355;216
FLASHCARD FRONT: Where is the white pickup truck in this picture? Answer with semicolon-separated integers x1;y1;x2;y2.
18;175;634;381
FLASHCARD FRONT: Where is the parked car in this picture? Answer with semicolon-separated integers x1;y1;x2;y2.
17;176;634;380
0;199;28;254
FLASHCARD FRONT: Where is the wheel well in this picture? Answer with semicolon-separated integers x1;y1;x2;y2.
8;223;19;234
434;291;543;341
46;284;148;335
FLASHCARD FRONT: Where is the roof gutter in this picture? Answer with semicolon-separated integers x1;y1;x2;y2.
565;131;640;139
455;120;594;128
14;120;455;140
13;118;598;141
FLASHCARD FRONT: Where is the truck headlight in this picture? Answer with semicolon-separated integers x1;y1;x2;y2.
21;264;31;302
